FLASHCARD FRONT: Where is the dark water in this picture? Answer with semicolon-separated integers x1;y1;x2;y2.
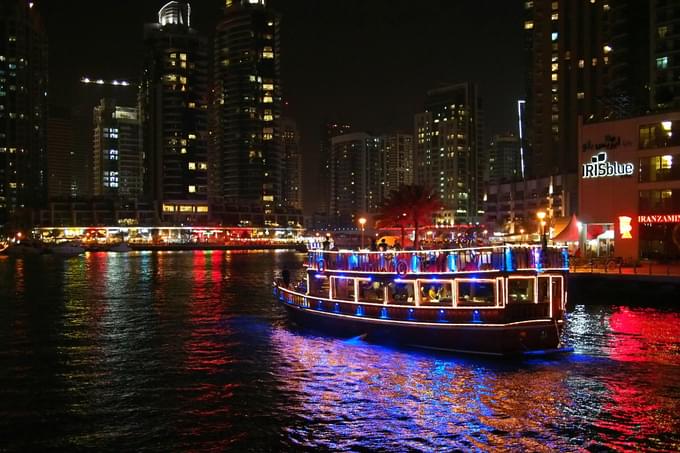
0;251;679;452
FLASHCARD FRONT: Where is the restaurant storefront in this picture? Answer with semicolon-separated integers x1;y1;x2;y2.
579;113;680;261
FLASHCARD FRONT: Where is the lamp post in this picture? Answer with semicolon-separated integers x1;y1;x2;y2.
536;211;547;249
358;217;367;249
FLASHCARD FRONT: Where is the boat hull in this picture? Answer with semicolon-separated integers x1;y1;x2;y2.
278;297;562;356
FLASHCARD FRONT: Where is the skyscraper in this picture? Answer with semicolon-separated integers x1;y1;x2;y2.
319;121;352;216
488;134;521;184
330;132;380;227
140;1;209;222
211;0;282;224
93;99;142;198
282;117;302;211
414;82;484;224
0;0;48;228
379;133;413;201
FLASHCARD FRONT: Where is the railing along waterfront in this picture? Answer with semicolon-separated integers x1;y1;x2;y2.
307;245;568;274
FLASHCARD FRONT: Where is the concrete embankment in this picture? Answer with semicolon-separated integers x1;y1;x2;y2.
569;272;680;305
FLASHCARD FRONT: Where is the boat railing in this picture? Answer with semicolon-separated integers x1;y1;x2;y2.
307;245;568;274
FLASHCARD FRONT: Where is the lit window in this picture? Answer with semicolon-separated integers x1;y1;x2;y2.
262;46;274;59
188;162;196;170
578;59;585;68
263;96;273;103
591;57;597;66
188;185;196;193
551;32;558;41
199;162;208;170
163;204;175;212
603;45;612;54
660;155;673;169
577;92;585;99
551;63;558;72
551;12;558;20
659;26;669;39
197;206;209;213
657;56;669;70
188;133;196;139
180;53;187;61
524;21;534;30
181;147;187;154
551;73;558;81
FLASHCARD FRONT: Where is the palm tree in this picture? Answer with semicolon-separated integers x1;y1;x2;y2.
377;185;444;248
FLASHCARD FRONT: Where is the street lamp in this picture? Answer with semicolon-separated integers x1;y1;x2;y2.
536;211;547;248
358;217;367;249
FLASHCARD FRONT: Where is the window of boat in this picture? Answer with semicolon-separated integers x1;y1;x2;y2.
418;280;454;306
551;276;563;308
508;277;535;303
538;276;550;303
387;280;416;305
309;274;329;298
331;276;356;302
358;279;386;303
457;280;496;307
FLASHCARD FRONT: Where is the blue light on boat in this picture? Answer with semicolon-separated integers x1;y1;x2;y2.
380;307;389;319
317;300;323;310
407;308;415;321
472;309;482;323
438;309;447;322
411;254;419;273
447;253;457;272
356;305;364;316
505;247;514;271
334;302;340;313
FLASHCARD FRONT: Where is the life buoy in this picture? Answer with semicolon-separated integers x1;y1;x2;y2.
317;258;325;272
396;259;408;277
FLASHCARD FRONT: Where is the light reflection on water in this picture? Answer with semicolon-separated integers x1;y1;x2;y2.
0;251;679;451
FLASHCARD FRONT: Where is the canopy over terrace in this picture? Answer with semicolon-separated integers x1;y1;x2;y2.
552;214;580;242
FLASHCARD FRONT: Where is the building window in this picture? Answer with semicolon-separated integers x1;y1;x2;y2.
262;46;274;59
188;162;196;170
188;185;196;193
578;59;585;68
551;32;558;41
658;26;669;39
524;21;534;30
657;56;669;70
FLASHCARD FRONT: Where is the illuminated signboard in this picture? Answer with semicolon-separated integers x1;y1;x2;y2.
638;214;680;223
582;151;634;179
618;216;632;239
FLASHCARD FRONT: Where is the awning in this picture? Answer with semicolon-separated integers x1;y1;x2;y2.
552;214;580;242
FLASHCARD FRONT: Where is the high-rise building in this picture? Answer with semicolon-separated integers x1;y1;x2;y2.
0;0;48;227
651;1;680;110
379;133;413;201
92;99;142;198
330;132;380;227
211;0;282;224
282;117;302;211
319;121;352;215
522;0;655;181
140;1;209;222
488;134;521;184
414;82;484;224
47;108;75;199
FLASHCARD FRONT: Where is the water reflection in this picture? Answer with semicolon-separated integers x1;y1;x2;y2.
0;252;678;451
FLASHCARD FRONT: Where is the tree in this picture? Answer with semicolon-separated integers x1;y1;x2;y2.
376;185;444;248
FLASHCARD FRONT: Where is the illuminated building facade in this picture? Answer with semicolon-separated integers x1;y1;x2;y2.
93;99;142;198
47;110;75;198
141;1;209;222
0;0;48;227
414;82;484;224
282;117;302;211
379;133;413;201
320;122;352;216
579;112;680;260
488;134;521;184
330;132;380;227
211;0;283;224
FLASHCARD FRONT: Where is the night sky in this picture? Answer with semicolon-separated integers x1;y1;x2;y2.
40;0;524;213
